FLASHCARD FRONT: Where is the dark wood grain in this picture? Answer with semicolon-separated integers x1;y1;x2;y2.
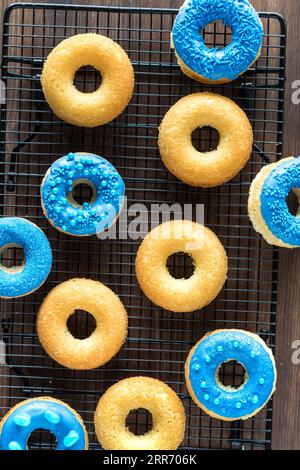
0;0;299;450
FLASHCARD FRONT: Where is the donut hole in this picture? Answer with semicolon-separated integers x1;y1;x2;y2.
0;244;25;273
201;20;233;50
286;189;300;217
74;66;102;93
126;408;153;436
217;360;247;390
192;126;220;153
27;429;57;450
167;252;194;279
67;309;97;340
68;179;97;208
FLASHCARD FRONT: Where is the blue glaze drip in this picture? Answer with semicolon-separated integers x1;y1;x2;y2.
41;152;125;236
0;218;52;298
172;0;264;82
187;330;276;420
260;157;300;246
0;399;86;450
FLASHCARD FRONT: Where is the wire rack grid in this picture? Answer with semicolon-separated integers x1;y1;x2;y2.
0;3;286;450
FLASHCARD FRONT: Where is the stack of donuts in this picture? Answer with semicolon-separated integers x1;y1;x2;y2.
1;0;293;451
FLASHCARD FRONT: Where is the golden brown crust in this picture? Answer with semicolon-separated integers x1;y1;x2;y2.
135;220;228;312
41;33;135;128
37;278;128;370
94;376;186;450
185;329;277;421
248;157;295;248
158;92;253;187
0;397;89;449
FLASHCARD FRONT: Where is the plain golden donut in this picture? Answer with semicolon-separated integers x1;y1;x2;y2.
158;93;253;187
135;220;228;312
41;33;135;127
37;278;128;370
94;377;186;450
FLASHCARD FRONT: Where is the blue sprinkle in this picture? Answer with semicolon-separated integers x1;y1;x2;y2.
259;378;265;385
217;345;223;352
193;363;200;371
13;413;31;427
44;409;60;424
204;355;211;363
250;350;256;358
233;341;239;348
67;152;75;161
63;430;79;448
200;381;206;389
252;395;259;404
8;441;22;450
204;394;210;401
236;402;242;409
213;398;220;406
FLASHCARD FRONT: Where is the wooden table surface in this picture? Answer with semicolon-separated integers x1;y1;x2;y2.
0;0;299;450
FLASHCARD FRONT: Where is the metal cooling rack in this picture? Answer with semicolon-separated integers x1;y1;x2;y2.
0;3;286;450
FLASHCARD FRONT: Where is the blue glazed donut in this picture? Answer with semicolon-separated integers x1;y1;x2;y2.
185;329;276;421
0;397;88;450
0;218;52;298
248;157;300;248
172;0;264;84
41;152;125;236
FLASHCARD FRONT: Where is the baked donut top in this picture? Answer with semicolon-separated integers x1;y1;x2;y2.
41;152;125;236
260;157;300;246
172;0;263;82
187;330;276;420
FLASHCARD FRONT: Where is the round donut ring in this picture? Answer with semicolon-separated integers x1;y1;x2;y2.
94;377;186;450
0;397;88;450
158;93;253;187
41;33;135;127
185;329;276;421
37;278;128;370
135;220;228;312
171;0;264;84
41;152;125;237
248;157;300;248
0;217;52;299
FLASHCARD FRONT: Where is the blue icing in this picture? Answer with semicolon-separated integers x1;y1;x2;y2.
260;158;300;246
187;330;275;419
41;152;125;236
0;218;52;298
172;0;264;81
0;399;87;450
